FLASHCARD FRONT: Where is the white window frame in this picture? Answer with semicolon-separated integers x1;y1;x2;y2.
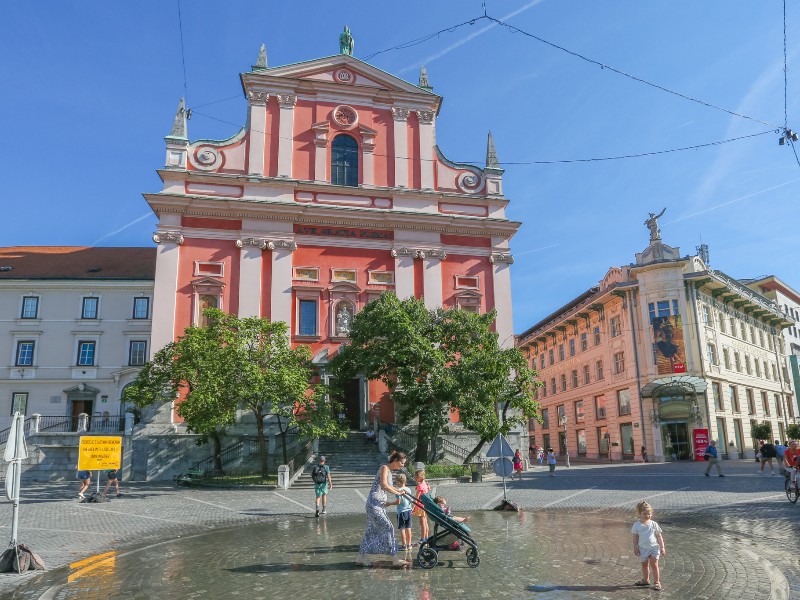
295;289;322;339
81;296;100;320
194;261;225;277
20;295;40;320
15;340;35;367
10;392;28;416
129;340;148;366
133;297;151;320
454;275;480;290
76;340;97;367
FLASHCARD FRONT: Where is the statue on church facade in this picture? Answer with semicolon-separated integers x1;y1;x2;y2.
339;26;354;56
336;303;353;336
645;208;666;242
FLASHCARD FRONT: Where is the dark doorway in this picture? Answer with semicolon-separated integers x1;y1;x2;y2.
71;400;93;430
330;377;361;430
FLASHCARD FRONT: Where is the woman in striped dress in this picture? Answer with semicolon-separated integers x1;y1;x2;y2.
356;451;409;567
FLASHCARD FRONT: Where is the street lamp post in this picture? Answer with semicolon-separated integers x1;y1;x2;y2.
560;416;571;468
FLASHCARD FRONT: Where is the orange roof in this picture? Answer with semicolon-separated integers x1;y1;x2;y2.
0;247;156;280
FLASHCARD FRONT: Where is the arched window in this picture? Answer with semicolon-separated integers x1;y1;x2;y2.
331;134;359;187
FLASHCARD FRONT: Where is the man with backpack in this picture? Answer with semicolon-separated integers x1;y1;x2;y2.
312;456;332;517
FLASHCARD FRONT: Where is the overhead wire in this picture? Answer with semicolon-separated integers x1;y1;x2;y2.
176;0;189;104
191;109;775;166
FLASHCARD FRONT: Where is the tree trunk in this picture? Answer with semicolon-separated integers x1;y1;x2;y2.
463;437;488;465
415;429;431;464
212;431;223;474
255;412;269;478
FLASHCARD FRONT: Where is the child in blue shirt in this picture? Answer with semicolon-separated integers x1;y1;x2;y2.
385;473;413;550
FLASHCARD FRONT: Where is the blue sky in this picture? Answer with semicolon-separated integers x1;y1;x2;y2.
2;1;798;332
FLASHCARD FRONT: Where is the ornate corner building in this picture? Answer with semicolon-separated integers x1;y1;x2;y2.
146;37;521;429
517;217;796;462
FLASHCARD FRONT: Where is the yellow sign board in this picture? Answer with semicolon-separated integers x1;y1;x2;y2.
78;436;122;471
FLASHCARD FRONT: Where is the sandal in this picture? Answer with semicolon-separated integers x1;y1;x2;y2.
634;580;650;586
653;582;662;591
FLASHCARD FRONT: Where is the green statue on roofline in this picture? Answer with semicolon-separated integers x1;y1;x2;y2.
339;26;354;56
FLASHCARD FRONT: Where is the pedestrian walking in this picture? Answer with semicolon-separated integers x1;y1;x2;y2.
775;440;788;476
758;440;777;475
312;456;332;517
703;440;725;477
102;468;122;497
76;467;91;499
632;500;666;591
538;447;545;466
512;449;524;480
640;446;648;463
547;447;557;476
357;451;409;567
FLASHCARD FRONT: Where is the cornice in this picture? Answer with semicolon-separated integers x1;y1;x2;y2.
144;194;521;239
155;169;509;207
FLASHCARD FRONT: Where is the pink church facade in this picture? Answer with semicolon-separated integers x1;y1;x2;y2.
146;43;520;429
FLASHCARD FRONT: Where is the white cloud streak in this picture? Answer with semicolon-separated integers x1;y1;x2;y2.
91;212;153;246
398;0;544;74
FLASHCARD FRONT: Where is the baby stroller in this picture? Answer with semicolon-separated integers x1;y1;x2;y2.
405;493;480;569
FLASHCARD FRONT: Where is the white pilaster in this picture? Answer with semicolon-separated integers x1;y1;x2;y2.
246;91;269;176
312;122;329;183
277;94;297;178
270;241;297;326
150;230;184;355
392;248;415;299
490;252;515;348
360;124;377;187
422;256;443;309
417;110;435;190
392;107;410;188
236;238;266;317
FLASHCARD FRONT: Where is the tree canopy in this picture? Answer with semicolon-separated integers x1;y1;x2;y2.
329;293;540;462
124;309;345;475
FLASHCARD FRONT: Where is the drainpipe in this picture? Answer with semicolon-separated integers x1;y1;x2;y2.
627;289;647;453
689;284;713;440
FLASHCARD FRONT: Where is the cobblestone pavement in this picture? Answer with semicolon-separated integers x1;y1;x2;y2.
0;460;797;599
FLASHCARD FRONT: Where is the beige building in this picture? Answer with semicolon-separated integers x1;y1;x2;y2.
517;218;795;462
0;247;155;432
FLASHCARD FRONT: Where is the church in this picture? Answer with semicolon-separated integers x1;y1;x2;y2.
146;29;521;429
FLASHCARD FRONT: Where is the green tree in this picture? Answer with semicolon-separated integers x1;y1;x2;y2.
125;309;345;476
329;293;540;463
786;424;800;441
751;421;773;443
123;322;239;472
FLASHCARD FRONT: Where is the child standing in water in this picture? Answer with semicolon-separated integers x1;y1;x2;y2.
411;469;430;544
631;501;666;591
385;473;413;551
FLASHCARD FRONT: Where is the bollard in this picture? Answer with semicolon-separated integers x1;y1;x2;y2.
277;465;290;489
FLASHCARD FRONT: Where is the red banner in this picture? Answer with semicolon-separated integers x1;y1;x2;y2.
692;428;709;461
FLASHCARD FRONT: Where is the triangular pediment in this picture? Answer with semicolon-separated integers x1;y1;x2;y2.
243;55;439;100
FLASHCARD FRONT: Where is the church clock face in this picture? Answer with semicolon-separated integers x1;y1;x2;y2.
333;105;358;127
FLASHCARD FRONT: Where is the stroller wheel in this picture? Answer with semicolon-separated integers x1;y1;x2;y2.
466;547;480;568
417;547;438;569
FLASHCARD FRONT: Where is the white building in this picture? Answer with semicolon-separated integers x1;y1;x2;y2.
0;247;155;431
743;275;800;427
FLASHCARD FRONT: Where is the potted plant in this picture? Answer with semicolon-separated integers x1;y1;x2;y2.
728;440;739;460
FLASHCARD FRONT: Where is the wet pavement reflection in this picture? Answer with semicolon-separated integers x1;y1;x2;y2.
7;506;792;599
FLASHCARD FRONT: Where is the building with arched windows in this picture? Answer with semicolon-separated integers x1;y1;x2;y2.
146;38;520;430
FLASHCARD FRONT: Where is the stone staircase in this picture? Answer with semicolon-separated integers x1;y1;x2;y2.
292;432;383;489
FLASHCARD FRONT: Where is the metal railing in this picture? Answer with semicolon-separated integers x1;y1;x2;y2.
192;439;260;472
0;418;33;445
88;416;125;432
440;437;493;470
38;416;78;433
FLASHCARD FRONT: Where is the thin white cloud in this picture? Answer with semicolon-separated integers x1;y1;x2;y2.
515;243;561;257
91;212;153;246
398;0;544;74
666;177;800;224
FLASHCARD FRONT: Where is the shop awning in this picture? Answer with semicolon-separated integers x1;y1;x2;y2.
641;375;707;398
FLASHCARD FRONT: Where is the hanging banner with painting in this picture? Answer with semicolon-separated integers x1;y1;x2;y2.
653;315;686;374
